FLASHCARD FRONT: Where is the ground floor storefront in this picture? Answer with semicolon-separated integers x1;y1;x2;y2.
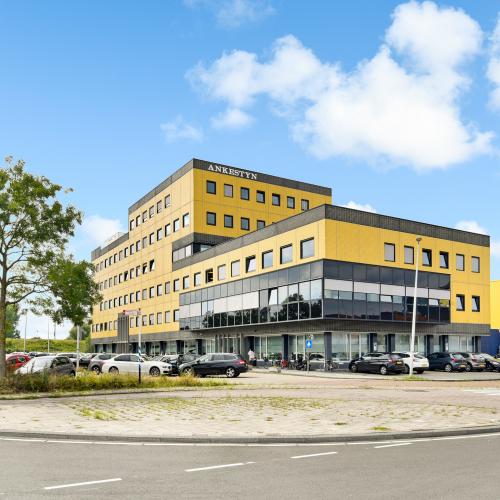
93;331;483;362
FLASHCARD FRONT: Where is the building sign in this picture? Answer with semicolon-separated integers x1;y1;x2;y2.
207;163;258;180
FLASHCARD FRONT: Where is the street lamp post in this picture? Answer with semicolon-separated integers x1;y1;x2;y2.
409;237;422;376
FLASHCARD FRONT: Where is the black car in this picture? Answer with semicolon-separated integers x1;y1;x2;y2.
349;353;404;375
482;353;500;372
159;352;200;375
427;352;467;372
179;353;248;378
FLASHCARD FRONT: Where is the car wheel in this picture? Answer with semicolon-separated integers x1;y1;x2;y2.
379;365;388;376
91;366;100;374
404;365;410;374
149;366;160;377
444;363;453;373
109;367;119;375
349;364;358;373
234;372;240;377
465;363;472;372
182;367;194;376
226;367;237;378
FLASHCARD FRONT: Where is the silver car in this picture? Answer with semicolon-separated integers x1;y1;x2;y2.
16;355;76;376
101;354;172;376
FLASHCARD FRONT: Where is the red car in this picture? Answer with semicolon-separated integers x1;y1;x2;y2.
6;353;30;372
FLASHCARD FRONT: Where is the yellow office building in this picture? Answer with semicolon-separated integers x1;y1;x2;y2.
492;281;500;330
91;159;490;360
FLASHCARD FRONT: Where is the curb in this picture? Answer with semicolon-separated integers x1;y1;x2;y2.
1;425;500;444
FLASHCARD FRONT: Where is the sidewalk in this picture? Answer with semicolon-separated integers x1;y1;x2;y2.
2;372;500;442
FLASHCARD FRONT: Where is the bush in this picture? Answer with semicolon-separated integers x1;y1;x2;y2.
0;371;228;395
6;338;78;353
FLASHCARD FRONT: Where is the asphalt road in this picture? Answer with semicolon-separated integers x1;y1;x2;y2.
0;433;499;499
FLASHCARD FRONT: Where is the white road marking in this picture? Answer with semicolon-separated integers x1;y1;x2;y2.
374;442;412;449
185;462;246;472
291;451;338;459
46;440;92;444
44;478;122;490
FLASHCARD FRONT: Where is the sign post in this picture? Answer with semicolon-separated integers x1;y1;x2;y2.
305;335;313;373
123;309;141;382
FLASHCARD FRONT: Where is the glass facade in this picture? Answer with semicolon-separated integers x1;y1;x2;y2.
179;259;451;330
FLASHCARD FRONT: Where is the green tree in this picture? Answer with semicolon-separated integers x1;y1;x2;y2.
67;324;90;341
0;157;101;378
6;304;20;339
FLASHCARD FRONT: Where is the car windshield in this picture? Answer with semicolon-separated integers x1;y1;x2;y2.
451;353;464;359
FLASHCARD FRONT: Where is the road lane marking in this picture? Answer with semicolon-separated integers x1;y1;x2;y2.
291;451;338;459
185;463;246;472
44;478;122;490
374;443;412;449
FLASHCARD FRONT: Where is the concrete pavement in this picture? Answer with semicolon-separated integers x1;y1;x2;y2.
1;432;499;499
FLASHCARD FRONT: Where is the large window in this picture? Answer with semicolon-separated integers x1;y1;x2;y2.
207;212;216;226
218;264;226;280
173;279;180;292
287;196;295;209
472;295;480;312
440;251;449;269
272;193;280;206
194;272;201;286
183;276;190;289
224;184;233;197
301;199;309;211
173;218;180;232
456;294;465;311
404;246;414;265
422;249;432;267
472;256;480;273
257;190;265;203
300;238;314;259
206;180;216;194
384;243;395;262
182;213;190;227
224;215;233;228
241;217;250;231
257;220;265;230
456;254;465;271
240;187;250;200
246;255;256;273
231;260;240;277
262;250;273;269
280;244;293;264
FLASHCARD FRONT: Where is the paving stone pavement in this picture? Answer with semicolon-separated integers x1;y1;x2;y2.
3;372;500;438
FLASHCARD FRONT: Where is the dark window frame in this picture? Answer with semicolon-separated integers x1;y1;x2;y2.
206;180;216;195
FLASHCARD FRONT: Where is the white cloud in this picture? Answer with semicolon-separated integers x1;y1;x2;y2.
81;215;124;247
188;1;494;171
211;107;253;129
487;14;500;110
342;201;377;213
184;0;274;28
455;220;488;235
160;116;203;143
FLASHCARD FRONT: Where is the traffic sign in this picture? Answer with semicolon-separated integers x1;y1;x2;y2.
122;309;140;316
305;339;313;349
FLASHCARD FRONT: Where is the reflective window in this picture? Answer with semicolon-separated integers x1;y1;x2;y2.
231;260;240;277
240;187;250;200
218;265;226;281
404;246;414;264
207;212;216;226
422;249;432;267
257;190;265;203
280;244;292;264
440;251;449;269
287;196;295;209
456;254;464;271
224;215;233;228
300;238;314;259
257;220;265;230
246;256;256;273
456;294;465;311
301;199;309;211
272;193;280;206
224;184;233;197
241;217;250;231
384;243;395;262
262;250;273;269
206;180;216;194
472;296;480;312
471;256;480;273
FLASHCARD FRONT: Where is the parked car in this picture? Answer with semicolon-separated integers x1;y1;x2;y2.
15;355;75;376
349;353;404;375
482;353;500;372
56;352;79;365
427;352;467;372
455;352;486;372
391;352;429;374
88;353;116;373
101;354;172;376
6;353;30;372
159;352;201;375
179;353;248;378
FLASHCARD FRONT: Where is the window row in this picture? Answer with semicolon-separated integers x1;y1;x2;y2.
96;212;189;273
99;281;172;310
92;308;179;332
206;212;265;231
98;260;155;291
455;294;481;312
206;180;310;211
177;238;314;289
129;194;171;231
384;243;481;273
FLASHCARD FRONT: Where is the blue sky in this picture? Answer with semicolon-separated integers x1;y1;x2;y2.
1;0;500;335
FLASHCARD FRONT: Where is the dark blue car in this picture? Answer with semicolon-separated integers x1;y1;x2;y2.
427;352;467;372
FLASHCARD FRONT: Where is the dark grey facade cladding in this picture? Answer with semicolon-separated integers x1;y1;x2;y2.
91;232;130;261
173;204;490;271
91;321;490;346
172;232;231;252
